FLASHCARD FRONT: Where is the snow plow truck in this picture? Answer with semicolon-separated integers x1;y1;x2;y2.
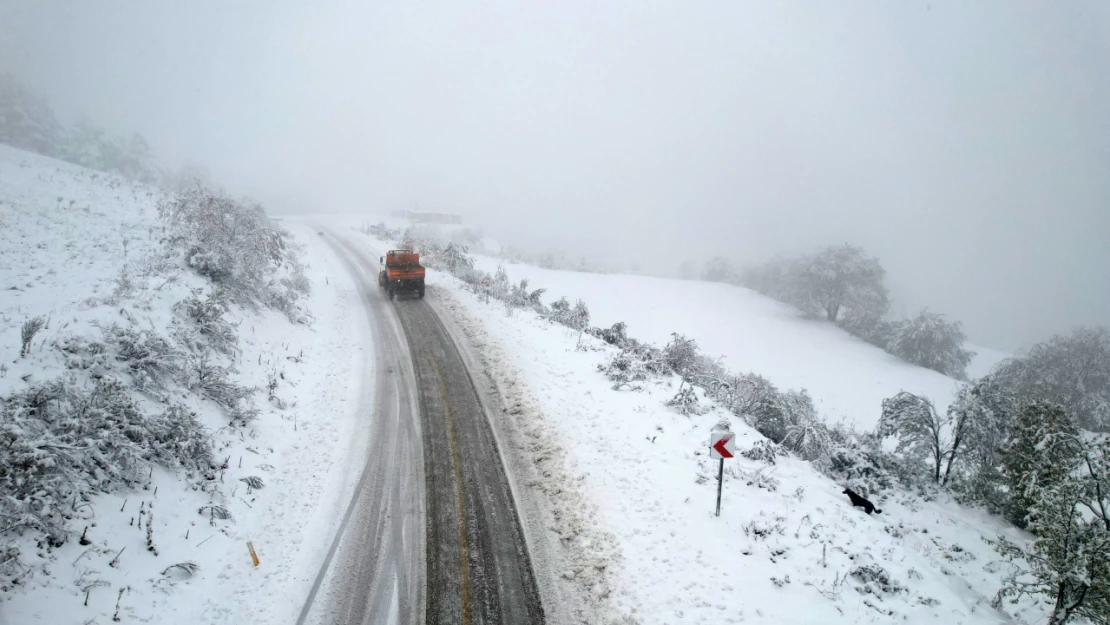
378;249;426;299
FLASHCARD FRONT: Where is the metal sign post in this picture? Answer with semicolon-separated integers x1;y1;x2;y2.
709;430;735;517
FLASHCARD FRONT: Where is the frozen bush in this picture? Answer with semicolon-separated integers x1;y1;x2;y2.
726;372;779;416
20;316;46;357
98;323;183;390
782;410;832;463
549;298;590;331
588;322;628;347
837;310;897;349
175;289;238;355
665;385;703;416
742;440;785;465
158;187;310;319
509;279;546;313
0;378;212;543
850;564;906;596
663;333;699;376
186;354;255;410
824;429;902;494
437;242;475;273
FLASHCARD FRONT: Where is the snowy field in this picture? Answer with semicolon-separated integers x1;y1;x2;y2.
466;255;1010;430
350;238;1046;625
0;148;370;624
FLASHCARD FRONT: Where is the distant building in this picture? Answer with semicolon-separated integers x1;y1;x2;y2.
392;210;462;225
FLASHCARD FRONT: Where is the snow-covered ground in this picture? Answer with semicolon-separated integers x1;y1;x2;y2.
378;246;1045;625
0;147;370;624
465;255;1009;430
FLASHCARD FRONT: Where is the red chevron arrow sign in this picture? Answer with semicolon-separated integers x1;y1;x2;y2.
709;431;735;459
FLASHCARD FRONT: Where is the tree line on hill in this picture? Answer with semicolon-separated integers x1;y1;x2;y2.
0;71;209;190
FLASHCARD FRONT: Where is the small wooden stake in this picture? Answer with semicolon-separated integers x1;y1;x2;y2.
246;541;260;567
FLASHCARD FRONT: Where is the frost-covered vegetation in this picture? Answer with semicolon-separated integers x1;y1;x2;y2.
384;225;1110;624
158;187;310;322
0;171;310;584
0;379;211;544
0;71;217;190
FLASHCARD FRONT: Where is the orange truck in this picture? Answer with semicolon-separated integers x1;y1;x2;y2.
378;249;426;299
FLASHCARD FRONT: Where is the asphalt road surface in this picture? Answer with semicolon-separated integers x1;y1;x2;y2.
299;232;545;625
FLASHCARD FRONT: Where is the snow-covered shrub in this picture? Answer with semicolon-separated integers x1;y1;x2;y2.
782;409;832;463
887;310;974;379
20;316;46;357
742;385;820;447
663;333;699;376
850;564;906;596
186;354;254;411
0;377;211;544
742;440;785;465
436;242;475;274
508;278;546;313
588;321;628;347
599;352;644;390
741;467;780;492
825;429;901;495
175;289;238;355
158;187;310;320
107;266;137;304
665;385;703;416
549;298;590;332
837;309;897;350
98;322;183;390
725;372;779;417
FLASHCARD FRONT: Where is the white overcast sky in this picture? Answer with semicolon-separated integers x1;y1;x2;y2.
2;0;1107;350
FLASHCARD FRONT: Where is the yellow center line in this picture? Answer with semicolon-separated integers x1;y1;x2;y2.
428;349;471;625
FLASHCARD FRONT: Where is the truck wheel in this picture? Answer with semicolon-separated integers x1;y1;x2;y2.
388;284;395;300
418;286;425;299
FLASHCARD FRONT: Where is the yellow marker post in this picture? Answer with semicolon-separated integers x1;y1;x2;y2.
247;541;260;567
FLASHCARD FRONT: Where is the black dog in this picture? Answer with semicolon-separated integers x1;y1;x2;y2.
843;488;881;514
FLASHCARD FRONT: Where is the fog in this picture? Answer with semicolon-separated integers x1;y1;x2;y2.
2;0;1108;350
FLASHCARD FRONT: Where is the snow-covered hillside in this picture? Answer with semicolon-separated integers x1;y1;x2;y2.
0;146;368;624
467;256;1009;430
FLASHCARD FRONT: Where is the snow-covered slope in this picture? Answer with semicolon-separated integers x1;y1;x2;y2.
397;252;1043;625
0;146;368;624
469;256;1009;430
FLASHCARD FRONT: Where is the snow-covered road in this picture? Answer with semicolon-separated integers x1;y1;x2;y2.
297;229;544;624
295;231;425;625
